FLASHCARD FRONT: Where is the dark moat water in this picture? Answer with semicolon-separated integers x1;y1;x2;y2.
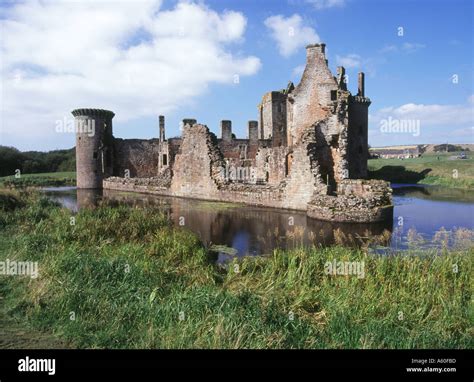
42;185;474;260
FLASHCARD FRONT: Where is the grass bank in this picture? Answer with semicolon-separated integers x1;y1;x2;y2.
368;152;474;189
0;191;472;349
0;171;76;188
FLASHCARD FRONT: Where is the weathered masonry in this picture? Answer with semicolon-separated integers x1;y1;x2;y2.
73;43;393;223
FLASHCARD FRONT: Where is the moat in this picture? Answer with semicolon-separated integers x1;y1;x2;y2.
42;184;473;261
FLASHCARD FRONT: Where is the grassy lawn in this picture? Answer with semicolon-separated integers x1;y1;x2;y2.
0;171;76;188
368;152;474;189
0;190;472;349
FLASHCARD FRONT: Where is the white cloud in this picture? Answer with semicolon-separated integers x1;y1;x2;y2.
292;64;306;78
336;54;361;68
369;96;474;144
0;0;261;149
305;0;346;10
264;14;319;57
371;99;473;127
379;42;426;54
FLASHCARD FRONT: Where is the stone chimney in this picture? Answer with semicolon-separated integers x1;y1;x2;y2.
358;72;365;97
159;115;165;142
306;43;326;64
221;120;232;141
248;120;258;143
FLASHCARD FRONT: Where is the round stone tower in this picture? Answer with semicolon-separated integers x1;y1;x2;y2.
72;108;115;189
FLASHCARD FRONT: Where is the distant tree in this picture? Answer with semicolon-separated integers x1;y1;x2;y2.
0;146;75;176
0;146;25;176
433;144;466;153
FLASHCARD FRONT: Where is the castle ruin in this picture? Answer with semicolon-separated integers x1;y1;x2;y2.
73;43;393;223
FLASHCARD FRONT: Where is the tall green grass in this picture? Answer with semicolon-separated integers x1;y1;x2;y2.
0;172;76;188
0;192;472;349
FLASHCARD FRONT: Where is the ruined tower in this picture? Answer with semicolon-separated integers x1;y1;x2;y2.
347;72;371;178
72;108;115;188
157;115;170;172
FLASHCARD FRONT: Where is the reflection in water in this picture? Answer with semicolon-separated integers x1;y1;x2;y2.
77;189;103;210
41;185;474;258
392;184;474;203
42;187;393;259
101;190;393;260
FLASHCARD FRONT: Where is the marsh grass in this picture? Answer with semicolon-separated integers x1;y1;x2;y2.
0;191;472;349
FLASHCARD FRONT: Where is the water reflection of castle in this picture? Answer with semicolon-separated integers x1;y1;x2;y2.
77;189;393;256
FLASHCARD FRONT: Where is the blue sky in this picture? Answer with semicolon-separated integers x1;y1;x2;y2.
0;0;472;151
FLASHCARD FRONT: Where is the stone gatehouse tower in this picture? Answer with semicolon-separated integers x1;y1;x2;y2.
72;43;392;223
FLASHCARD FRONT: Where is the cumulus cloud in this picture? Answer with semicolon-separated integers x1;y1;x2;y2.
336;54;362;68
0;0;261;149
264;14;319;57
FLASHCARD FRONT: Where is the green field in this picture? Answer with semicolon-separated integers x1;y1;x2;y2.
0;172;76;188
368;152;474;189
0;190;472;349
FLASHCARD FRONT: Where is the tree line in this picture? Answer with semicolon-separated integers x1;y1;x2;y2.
0;146;75;177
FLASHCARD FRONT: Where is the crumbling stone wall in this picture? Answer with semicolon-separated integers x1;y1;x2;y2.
286;44;338;146
170;123;226;198
307;179;393;222
282;130;327;210
255;146;289;185
113;138;160;178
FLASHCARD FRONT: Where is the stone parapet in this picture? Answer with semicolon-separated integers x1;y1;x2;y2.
72;108;115;119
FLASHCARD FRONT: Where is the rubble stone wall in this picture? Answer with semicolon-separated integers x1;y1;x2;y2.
113;138;160;178
170;124;225;198
307;179;393;222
